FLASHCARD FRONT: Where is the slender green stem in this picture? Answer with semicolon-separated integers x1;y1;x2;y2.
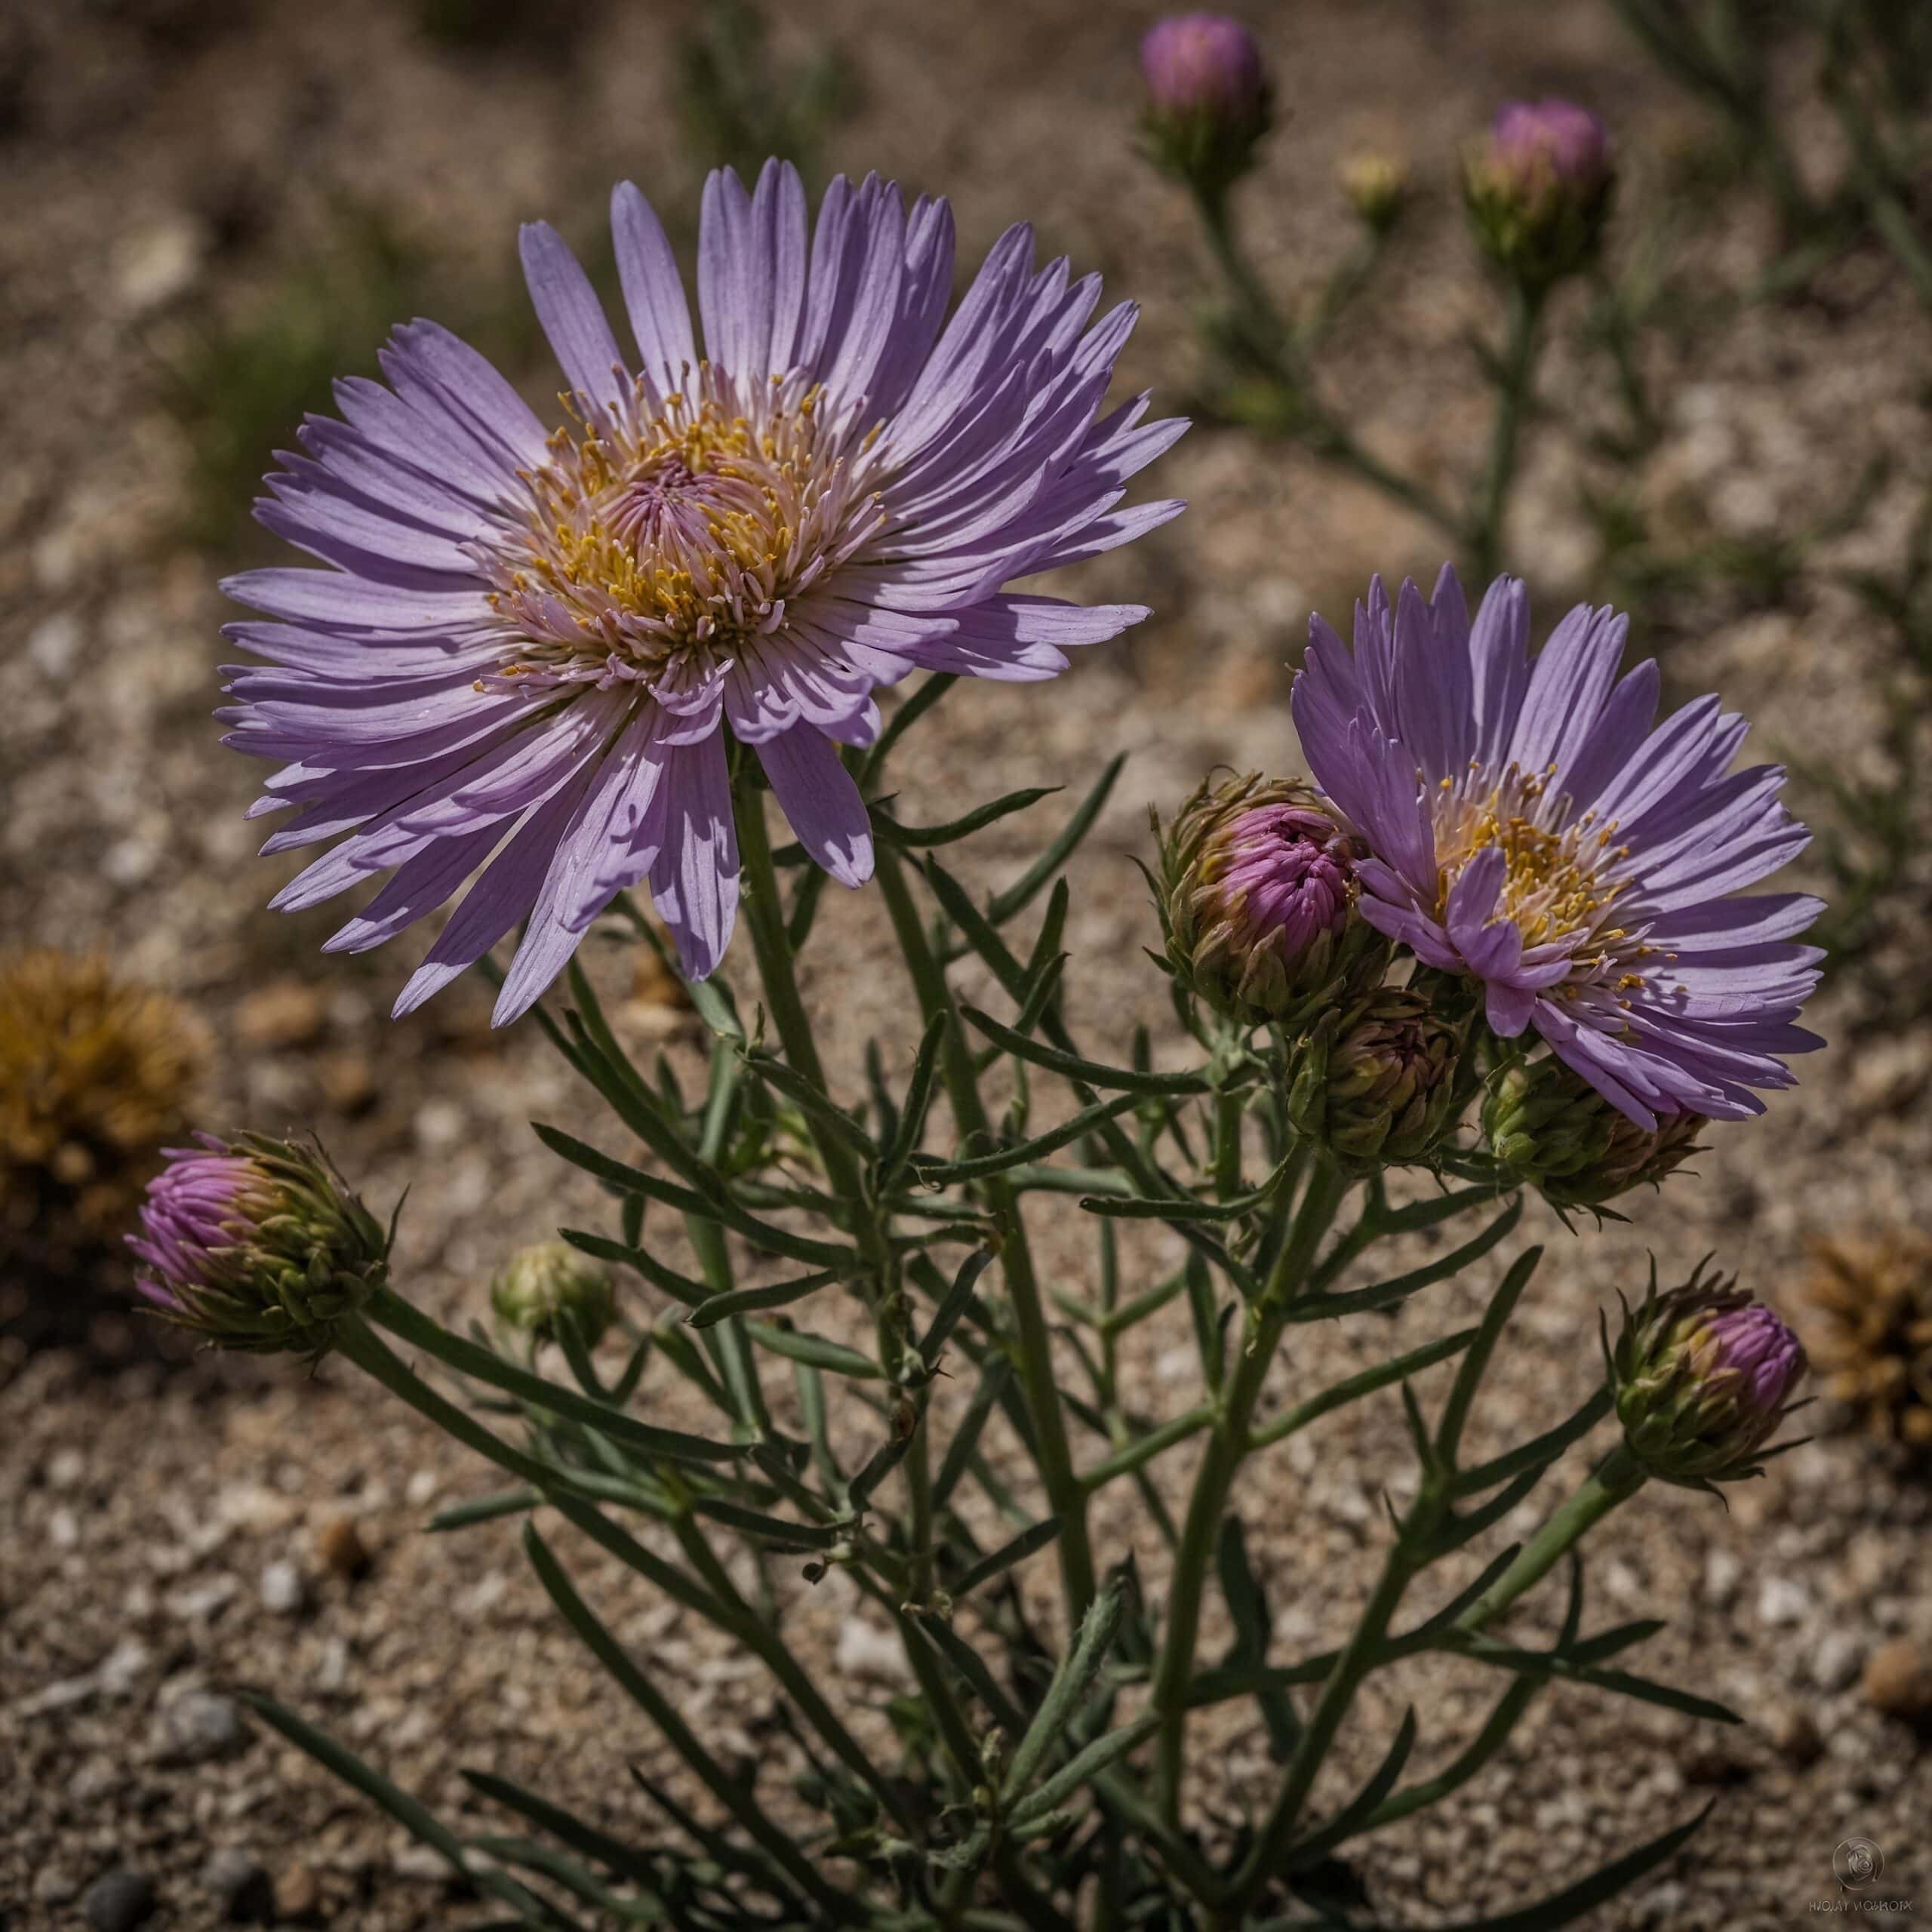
1453;1443;1647;1633
1214;1088;1244;1202
1469;279;1546;585
735;776;860;1195
873;841;1097;1619
1192;180;1284;359
1232;1536;1418;1900
668;1507;921;1836
1148;1158;1349;1826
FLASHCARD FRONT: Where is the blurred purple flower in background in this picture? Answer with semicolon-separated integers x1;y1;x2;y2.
1138;13;1272;193
220;162;1186;1020
1140;12;1265;121
1487;97;1613;195
1292;565;1823;1127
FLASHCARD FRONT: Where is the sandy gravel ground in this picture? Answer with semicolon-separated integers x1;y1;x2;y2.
4;2;1930;1927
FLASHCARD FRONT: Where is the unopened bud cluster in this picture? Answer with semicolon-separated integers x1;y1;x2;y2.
129;1133;389;1358
1464;97;1614;288
1607;1268;1808;1488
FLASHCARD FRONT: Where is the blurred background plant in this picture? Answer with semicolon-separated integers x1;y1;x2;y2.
1803;1232;1932;1459
0;949;206;1367
1608;0;1932;303
674;0;857;183
0;948;205;1265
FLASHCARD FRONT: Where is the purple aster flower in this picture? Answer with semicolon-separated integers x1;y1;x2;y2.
1291;567;1823;1128
220;162;1187;1022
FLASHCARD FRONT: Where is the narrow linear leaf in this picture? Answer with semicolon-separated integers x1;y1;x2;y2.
1002;1583;1123;1800
952;1515;1063;1598
685;1269;839;1329
1008;1709;1161;1828
1296;1196;1523;1321
1423;1804;1714;1932
1289;1706;1419;1867
988;753;1127;924
368;1289;737;1466
961;1005;1212;1096
873;786;1060;848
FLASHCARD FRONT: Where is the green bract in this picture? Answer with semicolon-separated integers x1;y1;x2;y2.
1286;987;1466;1171
1483;1054;1704;1211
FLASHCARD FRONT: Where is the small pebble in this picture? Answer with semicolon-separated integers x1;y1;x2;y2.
1755;1575;1810;1627
260;1560;308;1616
1764;1706;1824;1768
158;1689;249;1765
82;1868;155;1932
32;1869;78;1906
834;1617;912;1685
1811;1629;1864;1694
202;1848;274;1923
235;978;328;1051
272;1863;321;1923
315;1514;371;1580
1862;1637;1932;1724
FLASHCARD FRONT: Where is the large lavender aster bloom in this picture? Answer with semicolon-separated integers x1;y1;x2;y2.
220;162;1186;1021
1291;566;1823;1126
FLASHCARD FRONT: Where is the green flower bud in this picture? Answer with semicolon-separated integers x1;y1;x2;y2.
1340;152;1409;235
128;1132;389;1359
1606;1266;1809;1490
1155;773;1390;1030
491;1239;617;1348
1286;988;1465;1171
1482;1055;1704;1211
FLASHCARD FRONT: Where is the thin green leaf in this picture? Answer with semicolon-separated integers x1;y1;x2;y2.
1008;1709;1161;1828
1001;1583;1124;1801
1421;1804;1713;1932
367;1289;737;1466
952;1515;1063;1598
873;786;1060;848
988;754;1127;924
745;1319;884;1380
960;1005;1212;1095
1289;1706;1418;1867
684;1269;839;1329
1294;1196;1524;1321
